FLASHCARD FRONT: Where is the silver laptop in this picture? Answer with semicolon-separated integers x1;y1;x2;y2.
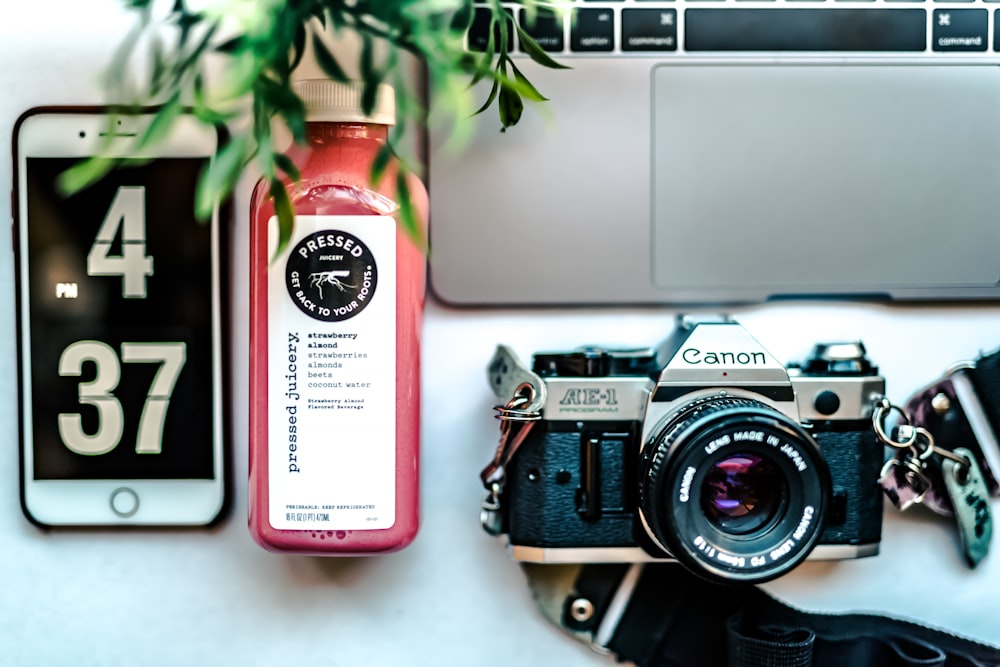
427;1;1000;306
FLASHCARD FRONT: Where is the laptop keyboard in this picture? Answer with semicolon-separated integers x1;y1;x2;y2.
468;1;997;54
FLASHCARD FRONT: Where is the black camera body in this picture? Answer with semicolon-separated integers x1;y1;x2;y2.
491;320;886;584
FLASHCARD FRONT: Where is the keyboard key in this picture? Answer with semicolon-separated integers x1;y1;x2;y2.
519;8;564;52
622;9;678;51
932;9;987;50
467;7;514;52
571;8;615;52
684;9;926;51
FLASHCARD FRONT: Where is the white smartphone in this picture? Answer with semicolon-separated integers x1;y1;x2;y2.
13;108;230;527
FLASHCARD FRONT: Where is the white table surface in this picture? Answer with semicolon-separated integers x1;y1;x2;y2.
2;3;999;665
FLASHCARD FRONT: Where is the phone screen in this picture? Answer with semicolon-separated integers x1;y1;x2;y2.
22;156;218;482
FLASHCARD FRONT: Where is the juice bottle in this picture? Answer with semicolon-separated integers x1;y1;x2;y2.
249;79;426;554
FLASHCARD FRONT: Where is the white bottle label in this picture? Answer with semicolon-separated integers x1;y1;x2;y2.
268;215;396;531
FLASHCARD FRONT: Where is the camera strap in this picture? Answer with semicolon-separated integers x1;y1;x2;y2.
525;562;1000;667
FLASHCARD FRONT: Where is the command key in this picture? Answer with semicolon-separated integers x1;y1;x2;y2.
933;9;987;51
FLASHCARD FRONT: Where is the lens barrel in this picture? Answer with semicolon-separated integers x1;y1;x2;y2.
639;396;831;584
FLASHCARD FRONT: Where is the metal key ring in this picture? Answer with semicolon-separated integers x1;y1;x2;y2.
914;426;938;461
908;425;972;471
872;398;918;450
493;383;542;422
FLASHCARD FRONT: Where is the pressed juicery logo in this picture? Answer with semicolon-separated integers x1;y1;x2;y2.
285;230;378;322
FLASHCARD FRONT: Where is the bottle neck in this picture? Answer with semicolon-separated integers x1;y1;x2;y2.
305;122;389;146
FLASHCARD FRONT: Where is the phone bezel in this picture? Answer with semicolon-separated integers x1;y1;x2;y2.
13;107;229;527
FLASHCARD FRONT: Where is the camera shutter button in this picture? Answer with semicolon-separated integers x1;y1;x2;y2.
813;391;841;416
543;349;610;377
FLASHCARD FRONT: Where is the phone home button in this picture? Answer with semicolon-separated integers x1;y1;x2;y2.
109;487;139;518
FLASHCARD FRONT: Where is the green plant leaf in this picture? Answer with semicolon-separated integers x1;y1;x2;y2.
137;94;182;151
311;31;350;84
496;57;523;129
313;6;328;28
102;0;564;258
175;7;201;50
57;156;115;196
195;132;250;220
508;59;547;102
360;33;380;115
176;21;218;77
252;92;271;151
149;35;166;96
270;178;295;261
466;13;497;88
257;75;307;144
495;6;511;54
515;21;570;70
472;77;500;117
370;142;393;187
449;1;474;33
273;152;301;182
395;169;427;252
279;102;307;146
191;71;236;125
498;83;524;130
289;22;307;72
214;35;246;54
120;156;154;169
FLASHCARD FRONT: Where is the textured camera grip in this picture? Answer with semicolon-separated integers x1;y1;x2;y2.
506;428;638;548
812;428;883;546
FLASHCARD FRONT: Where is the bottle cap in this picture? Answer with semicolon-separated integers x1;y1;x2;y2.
292;79;396;126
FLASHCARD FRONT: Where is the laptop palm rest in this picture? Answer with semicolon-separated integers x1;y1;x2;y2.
650;64;1000;297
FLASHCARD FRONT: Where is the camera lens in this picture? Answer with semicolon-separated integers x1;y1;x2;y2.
701;453;785;535
638;396;830;584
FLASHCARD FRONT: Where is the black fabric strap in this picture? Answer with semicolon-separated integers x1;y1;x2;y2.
569;564;1000;667
727;615;815;667
967;349;1000;443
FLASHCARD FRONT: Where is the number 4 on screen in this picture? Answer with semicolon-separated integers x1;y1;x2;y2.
87;186;154;298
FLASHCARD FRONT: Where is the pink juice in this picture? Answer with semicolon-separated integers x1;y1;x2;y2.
248;81;426;554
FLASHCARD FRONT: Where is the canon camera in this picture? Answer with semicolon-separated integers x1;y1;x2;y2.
483;319;887;584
